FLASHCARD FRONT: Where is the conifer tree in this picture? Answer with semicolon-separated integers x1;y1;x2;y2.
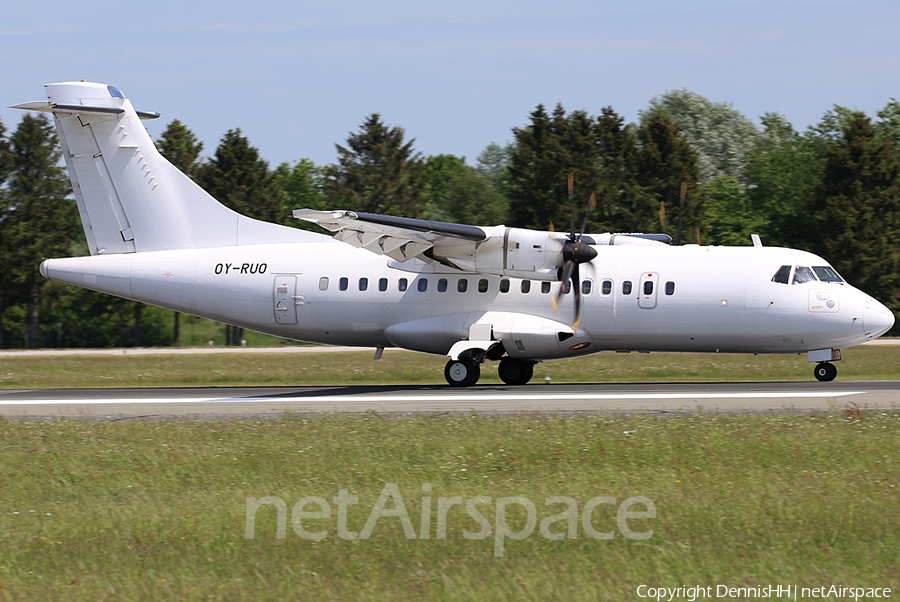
0;118;13;347
156;119;204;346
507;104;619;232
325;114;427;217
198;129;282;223
2;114;76;348
156;119;204;179
631;109;703;237
817;113;900;314
198;129;281;345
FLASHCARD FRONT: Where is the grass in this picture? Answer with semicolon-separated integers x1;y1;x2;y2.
0;412;898;600
1;344;899;389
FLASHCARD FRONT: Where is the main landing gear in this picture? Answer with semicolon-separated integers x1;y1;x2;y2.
814;362;837;382
444;354;536;387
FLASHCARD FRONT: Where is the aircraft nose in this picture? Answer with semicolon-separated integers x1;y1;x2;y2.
864;299;895;340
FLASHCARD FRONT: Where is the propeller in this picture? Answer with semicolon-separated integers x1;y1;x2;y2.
552;172;598;329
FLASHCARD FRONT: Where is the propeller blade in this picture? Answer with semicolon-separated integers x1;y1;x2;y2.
568;171;575;240
553;260;575;311
579;191;596;239
572;262;582;330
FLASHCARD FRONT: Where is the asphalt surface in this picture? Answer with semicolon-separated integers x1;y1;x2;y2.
0;381;897;418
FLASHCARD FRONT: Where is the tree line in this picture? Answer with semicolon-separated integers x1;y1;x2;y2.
1;89;898;348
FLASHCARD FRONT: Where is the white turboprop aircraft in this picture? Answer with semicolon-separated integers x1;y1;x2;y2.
11;82;895;386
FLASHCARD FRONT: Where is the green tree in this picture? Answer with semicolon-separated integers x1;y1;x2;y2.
507;104;615;232
2;114;77;348
875;98;900;147
423;154;467;215
156;119;203;179
198;129;281;345
745;113;827;248
156;119;204;347
475;142;514;192
702;176;768;246
428;164;508;225
198;129;282;223
0;118;14;347
630;109;703;237
272;159;328;230
325;114;427;218
644;89;760;184
816;113;900;314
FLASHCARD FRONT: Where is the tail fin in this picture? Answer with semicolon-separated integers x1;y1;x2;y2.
11;81;316;254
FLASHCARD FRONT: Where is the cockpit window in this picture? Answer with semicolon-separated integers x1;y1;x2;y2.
771;265;791;284
107;85;125;99
792;266;817;284
812;266;843;283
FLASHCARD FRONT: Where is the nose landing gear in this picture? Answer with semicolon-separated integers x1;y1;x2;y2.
814;362;837;382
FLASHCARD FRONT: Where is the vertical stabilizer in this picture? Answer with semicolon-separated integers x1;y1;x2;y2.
11;81;318;254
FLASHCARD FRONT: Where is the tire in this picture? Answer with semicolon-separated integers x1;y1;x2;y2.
498;358;534;386
445;358;481;387
814;362;837;382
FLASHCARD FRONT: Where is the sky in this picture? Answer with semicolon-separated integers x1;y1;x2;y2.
2;0;899;168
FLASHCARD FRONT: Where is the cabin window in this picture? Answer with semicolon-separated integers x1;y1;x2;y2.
582;280;592;295
500;279;510;293
813;266;843;283
521;280;531;294
771;265;791;284
318;277;329;291
601;280;612;295
478;279;489;293
398;278;408;292
379;278;388;292
622;281;632;295
665;281;675;295
541;281;551;294
438;278;448;293
458;279;468;293
792;266;817;284
358;278;368;291
643;281;654;295
418;278;428;292
339;277;348;291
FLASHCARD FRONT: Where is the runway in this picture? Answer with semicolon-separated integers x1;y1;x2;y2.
0;381;897;418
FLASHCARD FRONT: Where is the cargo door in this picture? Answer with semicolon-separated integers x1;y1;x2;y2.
273;275;301;325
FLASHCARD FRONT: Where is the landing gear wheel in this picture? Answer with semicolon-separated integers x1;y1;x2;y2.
498;358;535;385
445;358;481;387
814;362;837;382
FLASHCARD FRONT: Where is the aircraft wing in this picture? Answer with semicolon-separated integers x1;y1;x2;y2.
294;208;670;278
293;209;490;265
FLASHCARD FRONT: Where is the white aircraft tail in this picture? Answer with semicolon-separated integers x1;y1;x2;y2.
11;81;317;254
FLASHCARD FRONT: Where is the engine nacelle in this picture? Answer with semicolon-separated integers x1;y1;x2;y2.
437;227;565;281
428;226;669;281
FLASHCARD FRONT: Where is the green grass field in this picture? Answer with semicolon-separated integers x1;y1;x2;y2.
1;344;899;389
0;412;898;600
0;346;897;600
